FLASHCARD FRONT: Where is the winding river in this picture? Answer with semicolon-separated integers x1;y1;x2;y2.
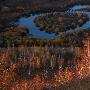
17;5;90;39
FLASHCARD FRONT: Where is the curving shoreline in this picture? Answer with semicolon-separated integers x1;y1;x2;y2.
17;5;90;40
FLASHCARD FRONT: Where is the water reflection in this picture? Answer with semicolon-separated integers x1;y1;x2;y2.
17;15;56;40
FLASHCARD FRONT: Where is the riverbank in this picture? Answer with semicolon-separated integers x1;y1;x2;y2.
52;27;90;47
0;26;90;48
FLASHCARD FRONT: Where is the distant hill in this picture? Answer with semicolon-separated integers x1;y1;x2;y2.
0;0;80;8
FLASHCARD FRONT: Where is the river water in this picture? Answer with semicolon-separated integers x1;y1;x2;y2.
17;5;90;39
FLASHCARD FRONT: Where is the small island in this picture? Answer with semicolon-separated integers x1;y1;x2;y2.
35;12;89;34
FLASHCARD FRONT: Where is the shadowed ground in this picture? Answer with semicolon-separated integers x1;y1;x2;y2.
56;77;90;90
